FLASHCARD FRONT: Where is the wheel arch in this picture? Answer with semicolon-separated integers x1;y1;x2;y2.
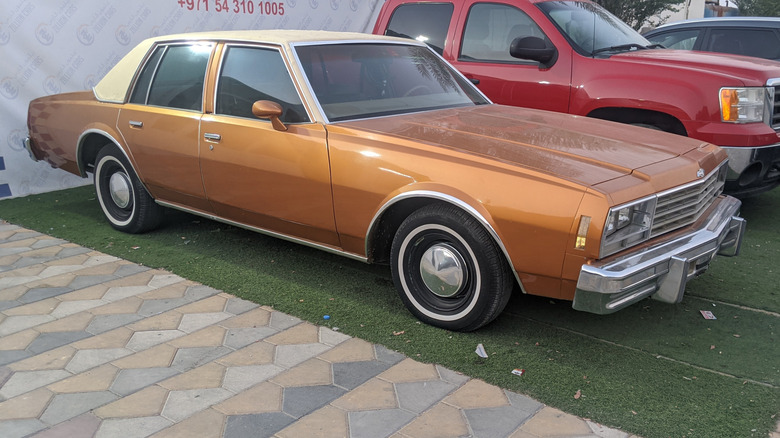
586;107;688;136
364;190;526;293
77;128;135;177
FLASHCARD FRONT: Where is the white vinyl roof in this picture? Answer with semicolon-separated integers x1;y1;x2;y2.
92;30;414;103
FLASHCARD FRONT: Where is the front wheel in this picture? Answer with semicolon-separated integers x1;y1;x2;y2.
94;145;163;233
391;204;513;331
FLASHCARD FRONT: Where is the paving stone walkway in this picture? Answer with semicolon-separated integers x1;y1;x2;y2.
0;222;636;438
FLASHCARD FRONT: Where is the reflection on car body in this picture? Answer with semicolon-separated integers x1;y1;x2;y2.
25;30;745;330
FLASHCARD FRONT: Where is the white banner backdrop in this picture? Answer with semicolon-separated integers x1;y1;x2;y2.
0;0;383;199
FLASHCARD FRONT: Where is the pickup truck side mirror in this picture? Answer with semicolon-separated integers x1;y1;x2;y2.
510;36;558;68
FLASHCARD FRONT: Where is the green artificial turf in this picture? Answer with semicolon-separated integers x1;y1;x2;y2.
1;184;778;438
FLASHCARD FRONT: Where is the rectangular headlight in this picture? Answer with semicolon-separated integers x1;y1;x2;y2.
601;196;657;258
719;87;767;123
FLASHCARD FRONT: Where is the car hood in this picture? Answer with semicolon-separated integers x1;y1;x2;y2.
336;104;719;188
610;49;780;85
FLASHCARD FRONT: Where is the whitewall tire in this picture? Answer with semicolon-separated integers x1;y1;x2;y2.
94;145;162;233
390;204;513;331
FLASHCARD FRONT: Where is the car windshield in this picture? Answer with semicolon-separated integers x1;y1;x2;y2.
294;43;488;122
537;1;651;56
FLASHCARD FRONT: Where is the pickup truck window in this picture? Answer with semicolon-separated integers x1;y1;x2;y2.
537;1;649;55
216;46;308;123
295;42;487;122
132;44;213;111
461;3;547;63
384;3;453;54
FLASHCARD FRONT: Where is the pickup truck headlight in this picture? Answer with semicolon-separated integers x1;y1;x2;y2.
600;196;657;258
719;87;768;123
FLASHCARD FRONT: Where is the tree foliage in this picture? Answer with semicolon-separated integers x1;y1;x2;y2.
735;0;780;17
592;0;683;30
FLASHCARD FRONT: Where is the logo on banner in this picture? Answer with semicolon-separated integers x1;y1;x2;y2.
350;0;359;11
8;129;26;152
0;22;10;46
330;0;340;10
84;75;97;90
43;76;61;95
77;24;95;45
0;77;19;100
287;0;297;6
309;0;319;8
36;23;55;46
116;25;131;45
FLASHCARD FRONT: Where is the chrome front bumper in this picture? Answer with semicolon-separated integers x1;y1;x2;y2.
721;143;780;197
572;195;745;314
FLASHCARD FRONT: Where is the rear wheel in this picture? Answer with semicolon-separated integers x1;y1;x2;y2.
94;145;162;233
390;204;513;331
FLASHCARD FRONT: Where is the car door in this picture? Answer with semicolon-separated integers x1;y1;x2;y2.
199;44;339;247
447;0;571;113
118;42;213;212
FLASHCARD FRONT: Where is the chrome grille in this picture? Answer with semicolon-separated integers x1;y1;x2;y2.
651;165;726;237
772;84;780;131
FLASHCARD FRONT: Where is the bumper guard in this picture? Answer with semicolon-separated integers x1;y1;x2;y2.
573;195;745;314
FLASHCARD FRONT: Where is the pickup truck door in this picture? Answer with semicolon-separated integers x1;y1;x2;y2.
446;0;571;113
199;44;339;247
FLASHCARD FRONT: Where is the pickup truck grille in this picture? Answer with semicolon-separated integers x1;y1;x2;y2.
772;84;780;131
651;165;726;237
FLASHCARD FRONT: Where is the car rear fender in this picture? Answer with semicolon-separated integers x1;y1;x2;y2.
77;127;132;177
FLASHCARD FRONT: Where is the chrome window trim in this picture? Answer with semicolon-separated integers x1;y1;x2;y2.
365;190;526;293
213;42;314;124
128;41;215;111
141;45;167;105
288;39;491;125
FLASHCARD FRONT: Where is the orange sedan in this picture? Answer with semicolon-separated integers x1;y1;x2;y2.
25;30;745;330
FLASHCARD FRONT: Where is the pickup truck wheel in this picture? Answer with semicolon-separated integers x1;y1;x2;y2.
94;146;162;233
391;204;512;331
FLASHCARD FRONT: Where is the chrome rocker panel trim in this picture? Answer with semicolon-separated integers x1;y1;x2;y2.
156;200;368;264
573;195;745;314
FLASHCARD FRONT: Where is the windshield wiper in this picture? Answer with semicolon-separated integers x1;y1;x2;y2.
591;43;649;55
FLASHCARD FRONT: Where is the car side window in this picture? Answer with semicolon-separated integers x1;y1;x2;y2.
216;46;308;123
645;29;700;50
129;47;164;105
460;3;548;62
385;3;454;55
137;44;213;111
705;28;780;60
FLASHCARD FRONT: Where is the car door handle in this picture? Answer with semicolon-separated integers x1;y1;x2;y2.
129;120;143;128
204;133;221;142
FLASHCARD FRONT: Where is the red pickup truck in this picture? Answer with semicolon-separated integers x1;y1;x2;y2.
373;0;780;197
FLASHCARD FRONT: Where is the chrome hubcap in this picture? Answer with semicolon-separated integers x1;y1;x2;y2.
419;243;466;297
108;172;132;209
